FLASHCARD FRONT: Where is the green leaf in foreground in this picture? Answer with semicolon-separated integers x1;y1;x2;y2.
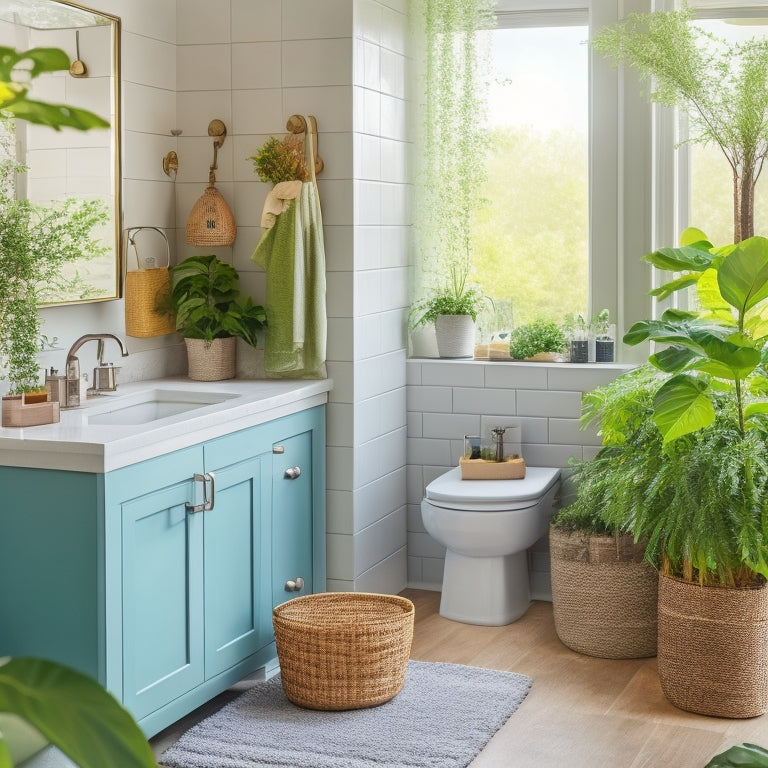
704;743;768;768
0;657;156;768
652;375;715;443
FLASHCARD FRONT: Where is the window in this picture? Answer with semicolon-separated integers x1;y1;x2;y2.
472;15;589;328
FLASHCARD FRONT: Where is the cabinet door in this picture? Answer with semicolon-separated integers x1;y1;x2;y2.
203;454;271;677
272;430;313;607
121;478;203;721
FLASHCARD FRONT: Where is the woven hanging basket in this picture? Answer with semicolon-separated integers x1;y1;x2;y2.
550;526;658;659
186;185;237;247
184;337;236;381
658;573;768;718
273;592;415;711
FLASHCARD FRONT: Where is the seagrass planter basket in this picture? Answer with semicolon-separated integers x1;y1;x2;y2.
550;525;658;659
184;337;236;381
658;573;768;718
273;592;415;711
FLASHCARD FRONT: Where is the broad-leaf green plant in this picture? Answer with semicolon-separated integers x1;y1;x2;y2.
508;319;567;359
593;6;768;242
0;657;156;768
621;227;768;586
168;254;266;346
705;743;768;768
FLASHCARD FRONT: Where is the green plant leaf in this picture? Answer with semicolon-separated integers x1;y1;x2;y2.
679;226;712;248
718;236;768;316
704;742;768;768
652;374;715;443
0;736;11;768
697;267;733;315
744;302;768;341
643;244;715;273
649;272;701;301
0;657;155;768
745;402;768;419
648;345;700;372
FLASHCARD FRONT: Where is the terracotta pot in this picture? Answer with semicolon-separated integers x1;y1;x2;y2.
550;526;658;659
657;573;768;717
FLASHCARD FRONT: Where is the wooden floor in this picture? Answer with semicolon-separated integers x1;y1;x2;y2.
153;588;768;766
403;589;768;768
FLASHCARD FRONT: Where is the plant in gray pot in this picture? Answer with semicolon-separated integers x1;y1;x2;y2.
167;254;267;381
409;266;489;358
620;227;768;718
550;366;660;659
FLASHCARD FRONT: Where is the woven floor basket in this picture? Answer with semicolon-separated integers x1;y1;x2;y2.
273;592;415;711
550;526;658;659
658;574;768;718
184;337;236;381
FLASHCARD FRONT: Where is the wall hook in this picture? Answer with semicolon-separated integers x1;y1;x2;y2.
286;114;324;175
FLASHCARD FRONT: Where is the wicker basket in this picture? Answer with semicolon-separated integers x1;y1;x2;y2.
186;185;236;247
273;592;415;710
658;573;768;717
550;526;658;659
184;337;236;381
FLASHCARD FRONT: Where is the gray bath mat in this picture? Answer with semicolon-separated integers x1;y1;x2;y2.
160;659;532;768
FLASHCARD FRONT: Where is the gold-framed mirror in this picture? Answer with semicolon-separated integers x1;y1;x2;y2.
0;0;121;305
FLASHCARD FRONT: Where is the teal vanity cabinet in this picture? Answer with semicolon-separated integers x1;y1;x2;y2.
0;404;325;737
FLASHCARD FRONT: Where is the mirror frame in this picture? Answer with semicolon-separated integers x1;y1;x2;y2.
3;0;122;305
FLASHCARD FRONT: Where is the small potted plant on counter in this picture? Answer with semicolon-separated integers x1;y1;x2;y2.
166;254;267;381
508;319;567;361
592;308;615;362
567;314;589;363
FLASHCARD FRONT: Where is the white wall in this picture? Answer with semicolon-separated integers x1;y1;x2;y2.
406;359;632;595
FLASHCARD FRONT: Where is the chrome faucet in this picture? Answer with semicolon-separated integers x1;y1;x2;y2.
64;334;129;408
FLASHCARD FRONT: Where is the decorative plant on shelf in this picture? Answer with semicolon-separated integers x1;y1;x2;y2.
616;226;768;718
593;6;768;242
249;135;308;184
166;254;266;381
0;120;108;396
410;0;495;352
508;319;567;361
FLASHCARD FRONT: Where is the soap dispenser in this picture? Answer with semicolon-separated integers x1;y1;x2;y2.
45;367;67;404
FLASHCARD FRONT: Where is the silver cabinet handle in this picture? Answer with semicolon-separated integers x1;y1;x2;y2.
284;466;301;479
273;445;285;454
186;472;215;512
285;576;305;592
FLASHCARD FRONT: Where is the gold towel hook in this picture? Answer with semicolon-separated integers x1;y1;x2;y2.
207;119;227;186
286;114;324;175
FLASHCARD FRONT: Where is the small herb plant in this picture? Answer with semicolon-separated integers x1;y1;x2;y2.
591;308;611;339
508;319;567;359
249;135;307;185
167;254;266;346
410;265;490;327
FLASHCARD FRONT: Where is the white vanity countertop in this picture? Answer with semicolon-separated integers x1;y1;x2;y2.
0;377;332;473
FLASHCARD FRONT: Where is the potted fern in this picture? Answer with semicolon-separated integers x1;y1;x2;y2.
167;254;266;381
550;366;660;659
508;319;567;361
409;265;489;358
620;228;768;718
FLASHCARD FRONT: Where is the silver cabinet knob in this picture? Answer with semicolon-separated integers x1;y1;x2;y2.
284;466;301;479
284;576;305;592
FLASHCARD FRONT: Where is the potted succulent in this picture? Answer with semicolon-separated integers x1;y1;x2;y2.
508;319;567;361
550;366;660;659
167;254;267;381
409;265;490;358
620;227;768;718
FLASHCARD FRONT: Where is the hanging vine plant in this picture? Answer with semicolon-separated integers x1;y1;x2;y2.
412;0;495;306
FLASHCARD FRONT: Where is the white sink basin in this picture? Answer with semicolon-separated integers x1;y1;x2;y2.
86;388;239;426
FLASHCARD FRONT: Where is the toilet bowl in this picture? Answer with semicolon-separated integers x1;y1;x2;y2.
421;465;560;626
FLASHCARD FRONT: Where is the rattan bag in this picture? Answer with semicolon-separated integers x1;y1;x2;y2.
124;227;176;338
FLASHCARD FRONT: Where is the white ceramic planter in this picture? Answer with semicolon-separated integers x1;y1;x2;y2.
435;314;475;358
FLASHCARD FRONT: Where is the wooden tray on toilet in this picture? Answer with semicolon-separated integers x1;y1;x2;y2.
459;456;526;480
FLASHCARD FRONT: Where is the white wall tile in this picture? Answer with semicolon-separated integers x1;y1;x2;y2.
406;385;451;413
326;445;355;492
523;443;582;468
407;411;422;438
517;389;583;419
422;412;480;441
407;438;452;468
355;548;407;594
317;178;354;226
380;49;405;97
231;42;282;89
282;86;354;134
356;133;382;179
355;426;407;487
354;0;382;44
176;90;233;136
122;83;176;135
408;531;445;559
326;271;354;318
484;362;548;390
177;0;231;44
547;363;633;393
354;467;407;531
452;386;516;416
177;43;232;91
380;94;406;139
282;39;353;88
326;489;354;534
326;361;353;402
231;0;281;43
324;225;355;271
354;86;381;135
326;533;354;581
420;557;445;589
284;0;352;40
231;89;284;135
549;417;601;446
355;507;406;575
122;32;176;91
327;317;354;362
421;361;484;388
380;4;407;55
326;402;354;446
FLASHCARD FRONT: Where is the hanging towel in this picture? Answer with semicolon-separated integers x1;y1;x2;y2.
261;180;302;229
252;172;327;379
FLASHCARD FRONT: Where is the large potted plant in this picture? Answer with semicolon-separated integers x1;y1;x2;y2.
167;254;266;381
622;228;768;717
549;366;660;659
409;265;489;358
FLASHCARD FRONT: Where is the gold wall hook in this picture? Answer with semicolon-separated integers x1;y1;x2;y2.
162;150;178;178
286;114;323;175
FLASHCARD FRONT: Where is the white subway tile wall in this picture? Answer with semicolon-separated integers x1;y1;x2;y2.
406;360;632;593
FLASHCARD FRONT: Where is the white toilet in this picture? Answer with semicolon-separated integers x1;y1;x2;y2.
421;465;561;626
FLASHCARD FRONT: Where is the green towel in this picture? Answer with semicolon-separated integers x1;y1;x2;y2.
252;182;327;378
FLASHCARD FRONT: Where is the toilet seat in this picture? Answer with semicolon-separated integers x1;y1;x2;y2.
424;465;560;511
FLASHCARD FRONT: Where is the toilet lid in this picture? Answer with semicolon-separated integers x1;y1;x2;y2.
425;466;561;510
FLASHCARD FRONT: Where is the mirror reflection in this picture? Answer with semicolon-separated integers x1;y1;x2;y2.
0;0;120;304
